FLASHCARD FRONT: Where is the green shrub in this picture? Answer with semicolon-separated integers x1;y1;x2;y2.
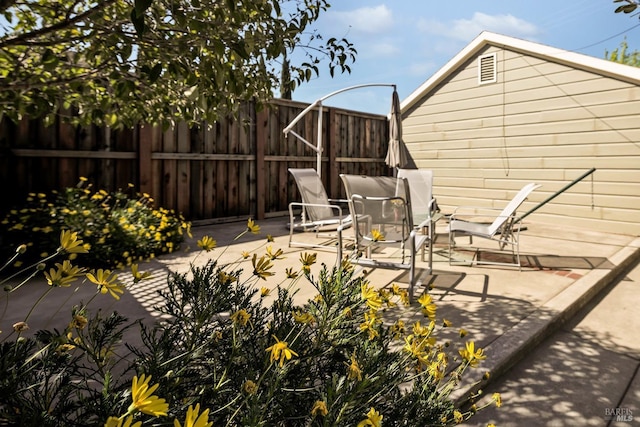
0;178;191;269
0;220;501;426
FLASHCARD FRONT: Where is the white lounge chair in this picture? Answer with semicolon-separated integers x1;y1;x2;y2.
338;174;430;302
448;183;541;269
288;168;351;250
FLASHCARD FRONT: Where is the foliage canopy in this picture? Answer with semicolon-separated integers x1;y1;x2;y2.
0;0;356;128
605;38;640;67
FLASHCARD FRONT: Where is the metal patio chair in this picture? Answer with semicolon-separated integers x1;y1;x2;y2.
338;174;430;302
397;168;441;271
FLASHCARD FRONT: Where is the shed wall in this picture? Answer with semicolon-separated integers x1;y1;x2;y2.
403;45;640;235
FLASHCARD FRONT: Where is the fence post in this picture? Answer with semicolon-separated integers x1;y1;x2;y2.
139;123;153;197
327;107;339;198
255;109;268;220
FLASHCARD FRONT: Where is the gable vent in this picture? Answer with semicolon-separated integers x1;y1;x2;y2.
478;53;497;84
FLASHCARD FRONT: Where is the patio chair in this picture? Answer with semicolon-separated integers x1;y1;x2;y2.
288;168;351;250
448;182;541;269
338;174;430;302
397;168;441;270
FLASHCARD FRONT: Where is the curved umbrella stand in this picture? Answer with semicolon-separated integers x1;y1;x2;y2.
283;83;398;179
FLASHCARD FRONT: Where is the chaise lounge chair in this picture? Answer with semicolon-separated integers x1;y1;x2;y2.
288;168;351;250
448;182;541;269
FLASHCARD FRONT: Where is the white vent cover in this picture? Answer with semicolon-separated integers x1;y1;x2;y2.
478;53;497;84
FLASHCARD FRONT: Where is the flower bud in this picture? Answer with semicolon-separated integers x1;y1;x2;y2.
16;244;27;254
12;321;29;332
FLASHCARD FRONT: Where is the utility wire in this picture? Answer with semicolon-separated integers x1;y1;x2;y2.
573;22;640;51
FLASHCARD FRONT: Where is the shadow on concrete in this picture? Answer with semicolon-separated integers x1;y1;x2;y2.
448;248;615;271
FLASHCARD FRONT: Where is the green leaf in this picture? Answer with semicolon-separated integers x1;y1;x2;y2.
42;49;56;64
107;113;118;127
615;3;638;13
149;63;162;83
130;9;145;36
134;0;153;17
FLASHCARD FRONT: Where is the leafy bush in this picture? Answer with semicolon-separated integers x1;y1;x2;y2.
0;178;191;269
0;220;501;426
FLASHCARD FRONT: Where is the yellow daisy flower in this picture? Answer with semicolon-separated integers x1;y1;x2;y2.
247;218;260;234
69;314;88;330
131;264;152;284
417;293;437;321
197;236;217;252
285;267;299;279
252;254;274;280
104;415;141;427
346;353;362;381
265;245;284;260
218;271;237;285
459;341;487;368
127;374;168;417
370;229;385;242
86;269;125;300
311;400;329;417
357;407;383;427
44;260;84;288
260;287;271;297
292;310;315;324
265;335;298;367
230;309;251;327
361;283;382;311
173;403;213;427
492;392;502;408
243;380;258;395
59;230;89;254
300;252;317;273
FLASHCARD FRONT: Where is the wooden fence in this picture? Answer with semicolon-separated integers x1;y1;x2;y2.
0;99;391;223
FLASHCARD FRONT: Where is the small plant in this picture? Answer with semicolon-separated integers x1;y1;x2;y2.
0;178;191;269
0;218;501;426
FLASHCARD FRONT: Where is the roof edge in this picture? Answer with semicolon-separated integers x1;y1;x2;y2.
401;31;640;113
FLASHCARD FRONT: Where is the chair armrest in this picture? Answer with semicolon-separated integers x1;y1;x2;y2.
288;201;344;218
449;207;521;224
327;198;349;204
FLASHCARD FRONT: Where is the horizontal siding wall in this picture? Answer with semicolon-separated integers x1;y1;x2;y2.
403;45;640;235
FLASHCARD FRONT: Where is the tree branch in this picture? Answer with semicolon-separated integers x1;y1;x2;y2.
0;0;119;49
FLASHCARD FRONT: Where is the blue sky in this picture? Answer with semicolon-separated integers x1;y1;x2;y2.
290;1;640;115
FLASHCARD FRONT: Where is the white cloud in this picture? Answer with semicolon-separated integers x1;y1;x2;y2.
329;5;394;34
361;41;400;58
417;12;540;42
407;61;437;77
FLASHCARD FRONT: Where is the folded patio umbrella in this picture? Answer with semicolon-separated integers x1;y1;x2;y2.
385;89;410;168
